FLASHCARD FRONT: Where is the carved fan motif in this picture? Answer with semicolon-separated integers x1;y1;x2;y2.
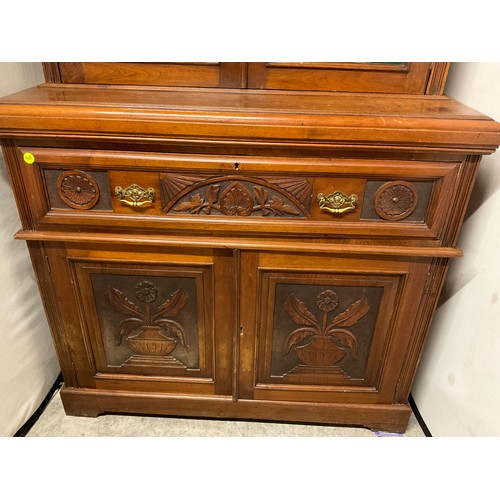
161;174;207;206
220;182;254;216
267;177;313;208
57;170;100;209
374;181;418;221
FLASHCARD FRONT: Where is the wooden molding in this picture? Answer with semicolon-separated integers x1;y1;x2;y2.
42;63;62;83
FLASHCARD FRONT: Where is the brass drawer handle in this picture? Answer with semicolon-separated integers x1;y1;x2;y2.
317;191;358;214
115;184;155;207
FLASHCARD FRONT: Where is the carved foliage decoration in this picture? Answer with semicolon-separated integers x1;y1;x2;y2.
283;290;370;370
105;280;189;359
160;174;312;217
57;170;100;209
374;180;418;221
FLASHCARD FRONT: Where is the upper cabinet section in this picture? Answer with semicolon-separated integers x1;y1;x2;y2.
43;62;450;95
45;63;248;89
246;62;449;95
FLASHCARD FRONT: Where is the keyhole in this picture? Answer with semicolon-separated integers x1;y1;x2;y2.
234;162;239;170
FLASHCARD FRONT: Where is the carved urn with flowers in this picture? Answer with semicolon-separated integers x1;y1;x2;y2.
106;281;188;358
283;290;369;368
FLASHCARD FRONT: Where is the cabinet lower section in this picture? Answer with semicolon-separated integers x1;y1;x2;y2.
60;386;412;433
28;240;447;433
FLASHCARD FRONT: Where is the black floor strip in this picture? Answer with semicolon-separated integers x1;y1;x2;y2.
14;374;63;437
409;393;432;437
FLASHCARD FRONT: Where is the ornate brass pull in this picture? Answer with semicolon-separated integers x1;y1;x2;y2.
115;184;155;207
317;191;358;214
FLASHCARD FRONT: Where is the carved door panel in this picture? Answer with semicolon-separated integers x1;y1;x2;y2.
45;243;234;397
238;251;431;404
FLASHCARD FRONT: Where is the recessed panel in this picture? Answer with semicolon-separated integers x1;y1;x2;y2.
44;169;112;211
91;273;200;370
361;180;434;222
271;283;384;380
256;271;401;389
71;261;214;381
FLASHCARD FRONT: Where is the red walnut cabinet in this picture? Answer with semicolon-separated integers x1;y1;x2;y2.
1;62;499;432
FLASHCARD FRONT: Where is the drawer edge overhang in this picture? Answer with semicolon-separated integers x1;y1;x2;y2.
14;229;464;258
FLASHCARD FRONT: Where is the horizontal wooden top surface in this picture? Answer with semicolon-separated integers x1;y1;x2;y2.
0;84;499;153
0;84;492;119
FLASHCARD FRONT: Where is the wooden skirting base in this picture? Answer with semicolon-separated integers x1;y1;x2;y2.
60;386;411;433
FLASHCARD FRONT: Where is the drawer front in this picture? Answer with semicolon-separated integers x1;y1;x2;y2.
18;147;461;241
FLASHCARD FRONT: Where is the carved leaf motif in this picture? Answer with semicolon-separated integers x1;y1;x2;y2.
155;319;188;348
106;286;144;319
220;182;253;216
284;294;319;327
153;288;188;321
331;329;358;358
175;193;205;213
283;327;317;354
254;185;268;205
254;186;271;215
206;184;220;205
116;318;144;345
268;196;300;215
328;297;370;329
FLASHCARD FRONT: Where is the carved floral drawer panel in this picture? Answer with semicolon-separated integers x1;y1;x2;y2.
19;147;461;241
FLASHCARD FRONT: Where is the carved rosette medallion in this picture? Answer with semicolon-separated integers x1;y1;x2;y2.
57;170;100;209
283;289;369;375
374;180;418;221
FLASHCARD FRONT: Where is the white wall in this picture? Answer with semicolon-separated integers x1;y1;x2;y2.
412;63;500;436
0;62;60;436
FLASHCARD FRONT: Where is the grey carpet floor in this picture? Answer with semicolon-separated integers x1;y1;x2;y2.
26;389;426;437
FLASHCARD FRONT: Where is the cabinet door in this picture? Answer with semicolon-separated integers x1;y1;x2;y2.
247;62;447;94
44;243;235;397
238;251;431;405
51;62;247;88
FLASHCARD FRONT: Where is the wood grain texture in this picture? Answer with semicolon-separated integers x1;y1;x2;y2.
57;62;247;89
426;63;451;95
0;86;499;154
247;62;432;93
13;146;465;242
13;230;464;257
60;385;412;432
47;62;448;95
1;62;499;432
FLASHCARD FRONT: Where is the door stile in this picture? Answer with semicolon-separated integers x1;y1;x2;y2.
237;250;260;400
232;249;241;401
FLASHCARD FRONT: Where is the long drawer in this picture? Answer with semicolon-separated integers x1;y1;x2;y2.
16;146;461;241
